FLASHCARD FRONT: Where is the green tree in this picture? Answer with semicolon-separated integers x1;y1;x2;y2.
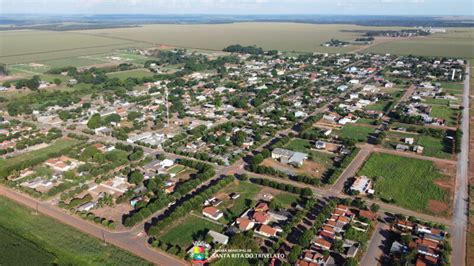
129;171;144;185
287;245;302;264
87;114;102;129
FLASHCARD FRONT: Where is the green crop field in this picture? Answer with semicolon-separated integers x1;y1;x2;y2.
1;24;472;69
335;124;376;142
158;215;223;249
0;225;56;265
0;196;150;265
0;30;147;64
358;153;451;215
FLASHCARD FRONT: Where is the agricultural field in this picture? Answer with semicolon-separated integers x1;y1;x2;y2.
0;196;150;265
158;214;224;249
364;28;474;58
0;30;148;64
0;225;55;265
334;124;376;142
358;153;452;216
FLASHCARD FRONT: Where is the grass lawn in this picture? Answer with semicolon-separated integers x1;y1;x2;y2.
335;124;376;142
358;153;450;215
219;181;261;223
0;196;150;265
284;138;334;166
366;101;393;112
423;98;450;106
158;215;223;249
417;135;453;159
167;164;186;175
440;82;464;95
106;69;154;80
356;118;377;125
272;192;300;208
430;105;459;126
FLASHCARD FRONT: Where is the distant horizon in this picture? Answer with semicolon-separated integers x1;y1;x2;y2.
1;13;474;17
1;0;473;16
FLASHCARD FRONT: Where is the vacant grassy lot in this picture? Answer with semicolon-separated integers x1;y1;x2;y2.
0;139;82;176
219;181;261;223
366;100;393;112
158;215;223;249
358;153;451;215
0;196;150;265
272;192;300;208
383;132;452;159
0;225;56;265
440;82;464;95
106;69;154;79
430;105;459;126
417;135;453;159
335;124;376;142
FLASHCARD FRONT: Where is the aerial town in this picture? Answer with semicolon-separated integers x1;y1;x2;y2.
0;40;470;266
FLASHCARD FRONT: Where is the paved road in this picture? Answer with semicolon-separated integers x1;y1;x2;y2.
451;64;470;266
0;186;188;266
360;223;388;266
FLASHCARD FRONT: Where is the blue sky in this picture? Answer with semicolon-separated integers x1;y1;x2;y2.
0;0;473;16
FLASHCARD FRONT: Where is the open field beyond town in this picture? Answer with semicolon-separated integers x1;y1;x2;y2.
0;196;149;265
1;23;473;70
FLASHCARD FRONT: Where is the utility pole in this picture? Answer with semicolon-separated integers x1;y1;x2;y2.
102;229;107;245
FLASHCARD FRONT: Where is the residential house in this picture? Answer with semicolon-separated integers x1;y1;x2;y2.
255;224;278;238
202;206;223;220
